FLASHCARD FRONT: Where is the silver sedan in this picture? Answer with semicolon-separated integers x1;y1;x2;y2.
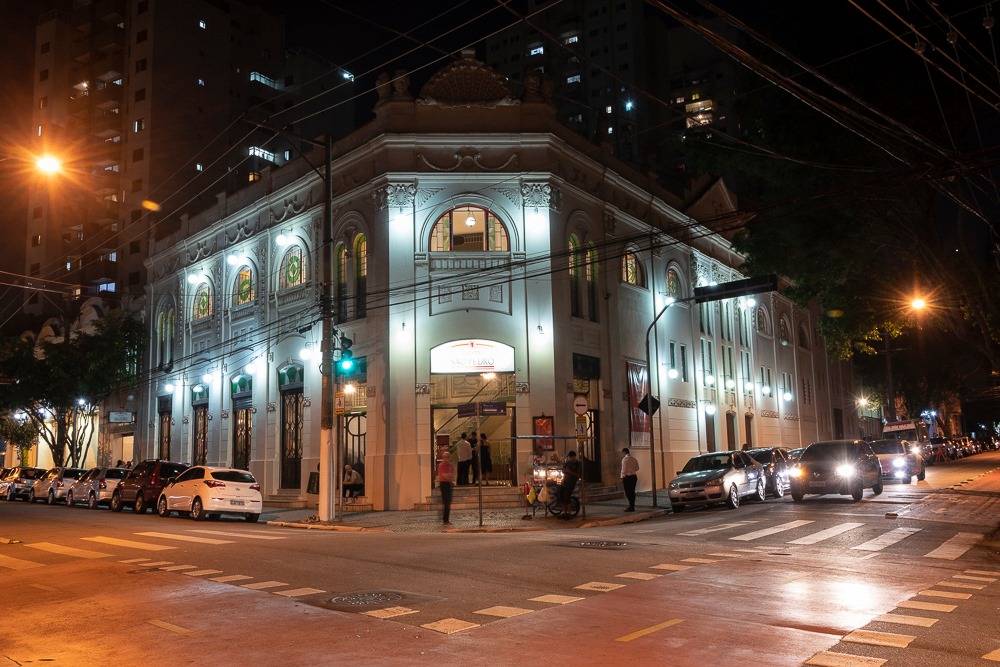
668;450;766;511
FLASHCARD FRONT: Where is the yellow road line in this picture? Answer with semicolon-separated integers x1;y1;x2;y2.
148;619;199;637
615;618;684;643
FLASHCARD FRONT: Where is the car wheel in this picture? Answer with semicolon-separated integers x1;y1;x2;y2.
157;496;170;518
191;497;206;521
851;481;864;501
872;478;883;495
245;513;260;523
28;488;37;503
110;491;124;512
134;494;147;514
725;484;740;509
773;478;786;499
65;491;75;507
791;489;804;502
917;468;926;481
754;478;766;502
6;487;14;501
87;492;98;510
47;490;57;505
903;471;912;484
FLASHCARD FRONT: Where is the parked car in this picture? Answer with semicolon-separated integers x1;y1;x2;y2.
28;467;87;504
668;450;766;511
787;447;807;464
789;440;883;502
870;439;926;483
2;467;48;501
745;446;792;498
110;459;189;513
157;466;263;522
66;466;129;509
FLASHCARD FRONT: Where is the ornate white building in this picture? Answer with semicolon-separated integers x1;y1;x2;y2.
141;51;859;510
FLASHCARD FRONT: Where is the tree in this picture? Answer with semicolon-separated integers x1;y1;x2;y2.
0;416;40;465
0;308;144;467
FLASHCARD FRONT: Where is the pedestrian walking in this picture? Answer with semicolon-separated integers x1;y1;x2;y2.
437;446;455;526
456;433;472;485
558;451;581;519
620;447;639;511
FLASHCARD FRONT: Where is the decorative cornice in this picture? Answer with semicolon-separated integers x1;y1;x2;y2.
668;398;696;408
271;195;309;223
417;149;518;172
760;409;780;418
521;183;559;211
373;183;416;211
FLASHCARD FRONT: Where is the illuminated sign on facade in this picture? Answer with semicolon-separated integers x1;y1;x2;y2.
430;339;515;374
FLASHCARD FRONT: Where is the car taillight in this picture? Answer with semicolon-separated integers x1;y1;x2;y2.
98;480;107;489
204;480;226;488
250;484;260;491
56;480;65;488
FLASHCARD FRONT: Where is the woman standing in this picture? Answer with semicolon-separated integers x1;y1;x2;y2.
478;432;493;485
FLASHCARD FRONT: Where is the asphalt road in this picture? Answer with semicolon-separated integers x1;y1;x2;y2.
1;452;999;666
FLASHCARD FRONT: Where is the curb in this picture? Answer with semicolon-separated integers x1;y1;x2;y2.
580;509;670;528
265;521;387;532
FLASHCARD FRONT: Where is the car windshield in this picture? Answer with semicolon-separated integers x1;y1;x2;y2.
870;441;904;455
65;469;86;479
800;443;857;462
747;450;774;464
161;464;187;478
681;455;731;473
105;469;127;479
211;470;256;483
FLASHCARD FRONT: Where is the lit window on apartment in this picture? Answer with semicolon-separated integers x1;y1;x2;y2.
107;252;117;262
198;19;206;29
248;171;261;182
248;146;274;161
529;46;544;56
674;96;684;104
31;235;41;247
249;71;279;89
605;105;612;113
564;35;579;44
65;261;71;271
566;75;581;84
691;92;701;101
625;100;633;111
37;125;43;137
39;96;48;109
607;126;613;134
197;78;205;86
98;282;116;293
195;163;203;171
134;118;145;133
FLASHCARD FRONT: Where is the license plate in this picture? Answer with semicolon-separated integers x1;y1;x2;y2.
808;481;826;488
230;500;245;506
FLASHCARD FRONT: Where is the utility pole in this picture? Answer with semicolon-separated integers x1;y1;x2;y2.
317;135;339;521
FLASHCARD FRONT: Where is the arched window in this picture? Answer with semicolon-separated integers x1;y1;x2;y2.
666;267;682;299
755;307;771;336
157;308;175;367
798;323;810;349
234;266;254;306
429;205;509;252
279;245;306;289
355;234;367;319
192;284;212;320
568;235;581;318
585;243;598;322
779;317;790;346
621;247;646;288
335;243;347;323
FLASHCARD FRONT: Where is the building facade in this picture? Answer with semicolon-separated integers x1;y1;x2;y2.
142;52;858;510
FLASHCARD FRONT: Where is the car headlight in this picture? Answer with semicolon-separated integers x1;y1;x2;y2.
788;467;803;478
836;464;856;477
892;457;906;468
668;482;678;489
704;478;724;487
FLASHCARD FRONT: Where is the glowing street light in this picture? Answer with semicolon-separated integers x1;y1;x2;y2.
36;155;62;174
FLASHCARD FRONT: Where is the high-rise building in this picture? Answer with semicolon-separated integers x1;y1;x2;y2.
25;0;355;315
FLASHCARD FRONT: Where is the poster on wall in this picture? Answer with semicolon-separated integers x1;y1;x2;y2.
627;361;650;449
532;415;554;455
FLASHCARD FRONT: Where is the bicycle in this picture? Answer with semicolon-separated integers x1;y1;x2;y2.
530;480;580;518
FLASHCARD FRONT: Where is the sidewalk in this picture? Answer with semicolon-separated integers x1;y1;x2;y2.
263;491;670;533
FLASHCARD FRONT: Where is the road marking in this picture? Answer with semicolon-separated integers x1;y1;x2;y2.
677;521;756;536
29;583;57;592
917;589;972;600
650;563;691;571
529;594;583;604
730;520;814;541
118;558;151;564
615;571;661;580
82;536;175;551
182;569;224;577
805;651;886;667
475;606;532;618
897;600;956;612
240;580;288;590
614;618;684;643
421;618;479;634
210;574;254;583
136;532;233;545
681;557;720;564
954;574;997;582
272;587;325;597
935;581;985;590
923;532;983;560
148;619;199;637
363;607;418;619
706;552;743;558
160;565;198;572
983;647;1000;661
25;542;110;559
965;569;1000;576
136;560;174;568
0;554;45;570
851;527;921;552
788;522;864;545
873;613;938;627
575;581;625;592
187;530;285;540
843;629;916;648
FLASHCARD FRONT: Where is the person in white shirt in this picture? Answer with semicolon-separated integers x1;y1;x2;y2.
456;434;473;485
620;448;639;511
343;465;364;499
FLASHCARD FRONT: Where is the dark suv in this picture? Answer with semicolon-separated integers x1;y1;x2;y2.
789;440;883;502
110;459;189;513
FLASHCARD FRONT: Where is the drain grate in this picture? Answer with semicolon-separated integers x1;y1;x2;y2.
329;591;404;606
570;540;631;550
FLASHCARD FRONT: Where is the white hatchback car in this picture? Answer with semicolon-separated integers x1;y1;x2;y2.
156;466;263;522
870;439;926;483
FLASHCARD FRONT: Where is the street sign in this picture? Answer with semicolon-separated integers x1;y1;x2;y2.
457;403;477;418
572;395;589;415
638;394;660;416
694;274;778;304
576;415;587;441
480;401;507;415
334;392;346;415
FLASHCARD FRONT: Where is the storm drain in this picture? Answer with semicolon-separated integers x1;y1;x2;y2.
311;589;441;613
330;591;405;606
566;540;632;550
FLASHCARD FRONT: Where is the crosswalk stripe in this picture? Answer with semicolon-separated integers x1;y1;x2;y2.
187;530;285;540
650;563;691;571
677;521;757;536
851;527;921;552
965;569;1000;576
210;574;253;583
897;600;956;612
730;520;814;541
135;532;233;545
82;536;175;551
954;574;997;582
983;647;1000;661
788;522;864;545
917;589;972;600
241;580;287;590
273;587;325;597
843;629;915;648
873;613;937;627
183;569;224;577
25;542;110;559
160;565;198;572
136;561;174;568
118;558;151;564
529;594;583;604
936;581;985;590
924;532;982;560
0;554;45;570
805;650;887;666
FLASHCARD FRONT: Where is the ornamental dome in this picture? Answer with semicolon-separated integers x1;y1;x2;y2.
418;49;519;108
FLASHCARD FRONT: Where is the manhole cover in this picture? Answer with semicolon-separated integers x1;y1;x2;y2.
572;540;630;549
329;591;405;606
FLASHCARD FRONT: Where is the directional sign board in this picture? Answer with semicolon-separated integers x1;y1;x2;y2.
573;395;589;415
694;275;778;304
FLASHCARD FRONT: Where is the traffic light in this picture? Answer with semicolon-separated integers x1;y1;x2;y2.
338;335;354;373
